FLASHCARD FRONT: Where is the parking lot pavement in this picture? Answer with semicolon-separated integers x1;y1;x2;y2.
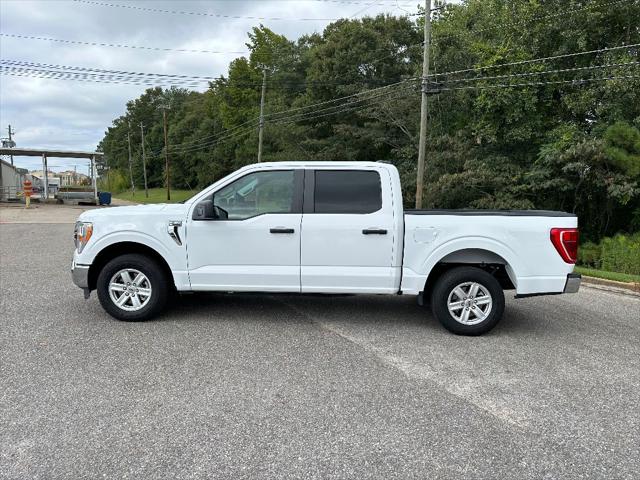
1;223;639;479
0;204;98;224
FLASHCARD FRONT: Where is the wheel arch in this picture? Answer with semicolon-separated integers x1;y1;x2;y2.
88;241;175;291
421;248;517;302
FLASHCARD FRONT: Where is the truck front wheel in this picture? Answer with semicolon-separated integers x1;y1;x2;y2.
96;253;169;321
430;266;505;336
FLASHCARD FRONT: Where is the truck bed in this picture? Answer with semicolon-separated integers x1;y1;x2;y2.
405;209;576;217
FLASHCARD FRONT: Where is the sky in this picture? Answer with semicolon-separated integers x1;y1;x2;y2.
0;0;423;171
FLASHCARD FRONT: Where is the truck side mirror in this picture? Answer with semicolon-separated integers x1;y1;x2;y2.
192;198;216;220
192;197;229;220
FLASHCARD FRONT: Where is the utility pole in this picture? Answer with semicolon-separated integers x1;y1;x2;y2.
161;106;171;201
127;120;135;196
257;69;267;163
7;124;14;165
139;122;149;198
415;0;432;209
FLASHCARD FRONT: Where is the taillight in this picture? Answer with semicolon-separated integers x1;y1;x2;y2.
550;228;579;264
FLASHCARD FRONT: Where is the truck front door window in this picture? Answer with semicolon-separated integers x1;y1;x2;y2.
215;170;295;220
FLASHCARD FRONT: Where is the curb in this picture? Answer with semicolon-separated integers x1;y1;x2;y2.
581;275;640;297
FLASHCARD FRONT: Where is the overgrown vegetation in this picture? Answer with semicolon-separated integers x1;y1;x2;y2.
98;0;639;247
578;233;640;275
113;188;194;204
574;266;640;284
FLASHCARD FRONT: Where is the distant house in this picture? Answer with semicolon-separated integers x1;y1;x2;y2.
30;170;61;194
56;170;89;186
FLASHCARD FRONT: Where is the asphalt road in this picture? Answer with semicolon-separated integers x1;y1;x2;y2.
1;223;639;479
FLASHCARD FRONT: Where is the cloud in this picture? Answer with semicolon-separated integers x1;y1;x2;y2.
0;0;419;171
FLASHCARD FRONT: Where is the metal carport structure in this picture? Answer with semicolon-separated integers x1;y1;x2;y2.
0;147;104;202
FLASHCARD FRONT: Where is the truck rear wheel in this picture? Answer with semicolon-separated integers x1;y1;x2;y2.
430;266;505;336
96;253;169;321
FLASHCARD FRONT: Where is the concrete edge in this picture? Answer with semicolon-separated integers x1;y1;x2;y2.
581;275;640;297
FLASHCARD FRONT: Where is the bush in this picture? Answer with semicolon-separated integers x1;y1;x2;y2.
578;233;640;275
600;234;640;275
98;169;130;194
577;241;601;268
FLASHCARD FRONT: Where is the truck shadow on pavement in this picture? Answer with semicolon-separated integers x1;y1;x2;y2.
161;292;542;336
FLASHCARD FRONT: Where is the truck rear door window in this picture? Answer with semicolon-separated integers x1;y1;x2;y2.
314;170;382;214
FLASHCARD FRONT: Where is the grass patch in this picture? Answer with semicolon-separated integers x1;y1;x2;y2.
114;188;195;204
575;266;640;284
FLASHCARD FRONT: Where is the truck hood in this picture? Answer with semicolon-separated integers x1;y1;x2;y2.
78;203;189;222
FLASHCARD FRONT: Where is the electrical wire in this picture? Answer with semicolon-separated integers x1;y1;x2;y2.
167;81;418;151
0;60;410;88
73;0;345;21
166;86;417;154
428;43;640;79
0;33;249;55
434;61;640;85
168;118;261;149
0;59;220;81
436;74;639;92
0;68;208;88
267;82;418;123
264;78;418;119
169;122;260;152
0;32;422;65
167;126;257;154
269;85;418;124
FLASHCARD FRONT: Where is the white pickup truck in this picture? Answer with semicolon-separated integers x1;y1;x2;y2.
72;162;580;335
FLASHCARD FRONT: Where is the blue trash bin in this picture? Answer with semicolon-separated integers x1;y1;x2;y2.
98;191;112;205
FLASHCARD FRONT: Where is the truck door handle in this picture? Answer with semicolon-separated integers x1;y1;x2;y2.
270;227;295;234
362;228;388;235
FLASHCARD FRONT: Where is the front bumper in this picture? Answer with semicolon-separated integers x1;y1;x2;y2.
71;260;90;289
564;273;581;293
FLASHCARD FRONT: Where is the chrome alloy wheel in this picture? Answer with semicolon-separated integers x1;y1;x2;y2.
108;268;152;312
447;281;493;325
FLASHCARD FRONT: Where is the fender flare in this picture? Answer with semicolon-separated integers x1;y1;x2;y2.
419;236;523;285
84;231;176;269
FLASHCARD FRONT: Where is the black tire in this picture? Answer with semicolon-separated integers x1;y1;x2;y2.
96;253;169;321
430;266;505;336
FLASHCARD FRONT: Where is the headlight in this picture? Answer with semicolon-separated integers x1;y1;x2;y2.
74;221;93;253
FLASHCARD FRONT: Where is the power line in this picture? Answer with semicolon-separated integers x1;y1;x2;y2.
268;81;418;124
0;32;423;66
168;81;416;152
429;43;640;79
312;0;416;5
0;33;249;55
269;87;417;126
73;0;349;21
166;70;637;152
169;121;260;153
1;60;411;88
0;66;406;89
169;118;260;150
0;68;207;88
265;78;417;119
436;74;639;92
435;61;640;85
0;59;220;81
168;86;418;154
166;126;258;155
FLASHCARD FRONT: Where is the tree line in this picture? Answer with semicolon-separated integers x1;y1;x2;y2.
97;0;640;241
